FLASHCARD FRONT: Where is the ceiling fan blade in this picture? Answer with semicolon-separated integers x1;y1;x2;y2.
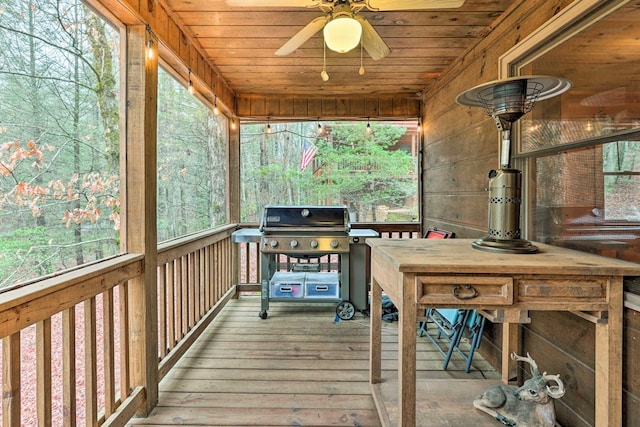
356;16;391;60
275;16;328;56
365;0;465;10
226;0;319;6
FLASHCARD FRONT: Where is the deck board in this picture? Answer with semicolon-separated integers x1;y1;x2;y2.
128;297;499;426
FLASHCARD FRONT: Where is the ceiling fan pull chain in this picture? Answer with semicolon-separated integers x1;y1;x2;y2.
321;40;329;81
359;37;365;75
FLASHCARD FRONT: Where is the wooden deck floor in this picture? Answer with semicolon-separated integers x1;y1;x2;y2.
128;296;500;426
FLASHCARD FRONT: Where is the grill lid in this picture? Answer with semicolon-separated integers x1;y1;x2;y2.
260;205;350;232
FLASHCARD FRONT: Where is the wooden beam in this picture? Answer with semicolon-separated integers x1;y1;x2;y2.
236;94;420;119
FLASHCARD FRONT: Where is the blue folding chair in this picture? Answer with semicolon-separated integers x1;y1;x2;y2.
419;307;485;372
418;227;485;372
418;308;467;369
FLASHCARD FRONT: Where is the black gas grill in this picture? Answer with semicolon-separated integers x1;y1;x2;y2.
232;205;378;320
259;205;350;255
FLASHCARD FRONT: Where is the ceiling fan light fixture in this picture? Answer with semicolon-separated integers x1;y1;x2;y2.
323;15;362;53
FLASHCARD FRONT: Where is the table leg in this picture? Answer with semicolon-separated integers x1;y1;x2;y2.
370;277;382;384
501;322;519;383
398;277;417;427
595;279;623;427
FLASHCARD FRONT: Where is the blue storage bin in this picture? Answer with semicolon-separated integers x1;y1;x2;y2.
270;272;304;298
304;272;340;299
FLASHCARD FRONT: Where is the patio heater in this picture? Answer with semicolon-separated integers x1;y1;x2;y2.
456;76;571;254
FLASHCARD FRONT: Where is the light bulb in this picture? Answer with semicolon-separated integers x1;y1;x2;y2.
231;119;236;130
188;80;194;95
213;103;219;115
321;70;329;81
146;40;155;61
266;124;272;134
359;66;365;75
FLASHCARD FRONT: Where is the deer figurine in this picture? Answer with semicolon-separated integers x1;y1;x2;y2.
473;352;565;427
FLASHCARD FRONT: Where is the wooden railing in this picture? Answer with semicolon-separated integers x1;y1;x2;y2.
0;254;145;427
236;222;421;284
0;222;420;426
0;225;238;427
156;225;237;379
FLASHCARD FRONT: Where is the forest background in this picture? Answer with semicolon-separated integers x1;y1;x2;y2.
0;0;418;289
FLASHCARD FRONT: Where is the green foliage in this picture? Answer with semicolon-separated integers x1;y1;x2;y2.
0;0;121;287
313;123;415;220
239;121;418;222
0;226;48;253
156;68;228;242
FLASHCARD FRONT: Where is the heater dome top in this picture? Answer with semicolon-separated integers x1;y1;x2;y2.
455;75;572;119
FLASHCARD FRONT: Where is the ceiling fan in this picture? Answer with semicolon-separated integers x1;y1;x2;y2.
226;0;466;60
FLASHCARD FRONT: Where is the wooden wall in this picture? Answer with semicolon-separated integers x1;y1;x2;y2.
420;0;639;426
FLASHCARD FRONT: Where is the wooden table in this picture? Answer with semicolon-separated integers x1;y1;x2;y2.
368;238;640;427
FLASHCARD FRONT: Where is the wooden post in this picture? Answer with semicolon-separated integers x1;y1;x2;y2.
228;121;241;287
124;25;159;415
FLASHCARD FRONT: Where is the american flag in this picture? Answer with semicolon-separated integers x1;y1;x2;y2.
300;140;318;172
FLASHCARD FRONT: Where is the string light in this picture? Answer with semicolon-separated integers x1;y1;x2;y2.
146;40;155;61
145;25;155;61
317;120;322;135
231;118;236;130
213;95;219;115
366;118;372;133
266;118;272;134
187;69;194;95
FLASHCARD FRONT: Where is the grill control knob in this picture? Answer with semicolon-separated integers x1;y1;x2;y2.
290;240;298;248
330;240;339;249
310;240;319;249
269;240;279;248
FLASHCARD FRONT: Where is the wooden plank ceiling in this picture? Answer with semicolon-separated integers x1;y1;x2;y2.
160;0;514;98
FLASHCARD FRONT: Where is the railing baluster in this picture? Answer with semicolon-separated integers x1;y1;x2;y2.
205;245;211;308
84;298;97;427
37;318;52;426
103;289;116;418
166;261;176;351
3;332;21;426
180;256;188;337
157;265;167;358
62;307;76;427
118;283;130;403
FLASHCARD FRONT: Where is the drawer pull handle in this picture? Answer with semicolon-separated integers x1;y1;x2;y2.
452;284;477;300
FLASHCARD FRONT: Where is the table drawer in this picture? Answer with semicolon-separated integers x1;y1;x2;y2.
517;277;608;302
416;276;513;305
